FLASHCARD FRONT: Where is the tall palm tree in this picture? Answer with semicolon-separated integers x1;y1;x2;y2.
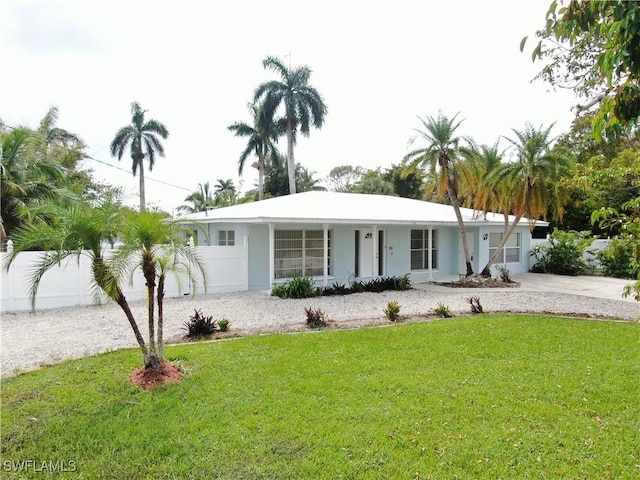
254;55;327;195
228;101;282;200
177;181;215;214
5;198;149;358
479;123;571;276
110;102;169;212
112;210;207;371
403;112;475;276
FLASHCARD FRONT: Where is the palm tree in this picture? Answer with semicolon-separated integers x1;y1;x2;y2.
254;55;327;195
479;123;571;277
110;102;169;212
295;165;326;192
4;198;149;358
177;181;215;214
458;141;506;218
112;210;207;370
228;101;282;200
213;179;237;207
1;127;68;246
403;112;475;276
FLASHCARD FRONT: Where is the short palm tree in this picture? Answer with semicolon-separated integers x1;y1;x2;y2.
112;210;207;370
403;112;474;276
178;181;215;214
254;56;327;195
228;101;282;200
110;102;169;212
480;123;571;276
4;198;148;357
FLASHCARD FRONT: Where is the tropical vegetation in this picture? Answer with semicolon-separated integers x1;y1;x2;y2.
110;102;169;212
253;55;327;195
5;196;206;372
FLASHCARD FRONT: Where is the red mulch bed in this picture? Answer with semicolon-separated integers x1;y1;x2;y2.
130;359;183;390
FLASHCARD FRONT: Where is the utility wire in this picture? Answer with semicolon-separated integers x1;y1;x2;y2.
2;122;193;193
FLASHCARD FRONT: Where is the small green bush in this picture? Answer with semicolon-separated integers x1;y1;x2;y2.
218;318;231;332
597;236;637;279
304;307;329;329
530;229;593;275
434;303;452;318
183;309;218;338
496;265;512;283
383;300;401;322
271;276;317;299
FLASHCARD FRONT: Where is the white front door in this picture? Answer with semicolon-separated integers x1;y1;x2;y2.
458;232;474;275
358;229;374;278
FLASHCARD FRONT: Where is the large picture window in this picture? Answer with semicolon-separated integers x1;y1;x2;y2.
410;229;438;270
274;230;331;279
489;232;521;263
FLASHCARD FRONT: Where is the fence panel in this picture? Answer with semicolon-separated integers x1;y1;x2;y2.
0;243;248;312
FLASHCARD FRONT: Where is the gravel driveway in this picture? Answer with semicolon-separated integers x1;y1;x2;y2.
2;275;638;377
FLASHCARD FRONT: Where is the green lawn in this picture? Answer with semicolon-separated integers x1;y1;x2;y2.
1;314;638;479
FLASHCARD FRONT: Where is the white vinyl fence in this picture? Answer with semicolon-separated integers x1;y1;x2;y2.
529;237;611;270
0;244;248;313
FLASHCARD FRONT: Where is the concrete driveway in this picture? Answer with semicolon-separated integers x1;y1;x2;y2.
513;272;637;302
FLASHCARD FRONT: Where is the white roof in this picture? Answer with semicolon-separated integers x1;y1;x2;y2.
177;191;544;226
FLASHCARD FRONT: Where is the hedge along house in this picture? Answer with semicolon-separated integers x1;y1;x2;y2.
178;191;545;291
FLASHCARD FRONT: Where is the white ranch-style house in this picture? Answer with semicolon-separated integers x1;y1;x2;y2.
1;192;544;312
180;191;543;290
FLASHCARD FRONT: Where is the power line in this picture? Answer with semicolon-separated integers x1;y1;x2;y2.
2;122;193;193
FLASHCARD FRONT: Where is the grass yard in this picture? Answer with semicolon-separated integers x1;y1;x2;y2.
1;314;639;479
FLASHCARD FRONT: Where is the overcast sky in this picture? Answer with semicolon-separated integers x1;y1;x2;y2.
1;0;578;214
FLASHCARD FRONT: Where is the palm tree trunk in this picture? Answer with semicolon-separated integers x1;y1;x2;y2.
447;180;474;276
143;257;159;370
157;274;165;359
480;213;524;277
114;288;148;357
138;160;146;212
258;156;265;201
286;120;296;195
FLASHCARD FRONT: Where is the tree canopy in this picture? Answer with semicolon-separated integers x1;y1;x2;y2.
524;0;640;140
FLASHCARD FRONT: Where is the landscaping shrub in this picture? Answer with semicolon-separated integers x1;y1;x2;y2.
434;303;452;318
271;276;317;299
530;229;593;275
218;318;231;332
304;307;329;329
597;236;637;279
277;274;413;298
318;275;411;296
183;309;218;338
383;300;401;322
466;296;483;314
496;265;512;283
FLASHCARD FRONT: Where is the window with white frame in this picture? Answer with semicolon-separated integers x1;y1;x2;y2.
274;230;331;279
489;232;521;263
218;230;235;246
410;229;438;270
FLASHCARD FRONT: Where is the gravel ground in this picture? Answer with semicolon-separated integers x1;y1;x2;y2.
1;279;638;377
